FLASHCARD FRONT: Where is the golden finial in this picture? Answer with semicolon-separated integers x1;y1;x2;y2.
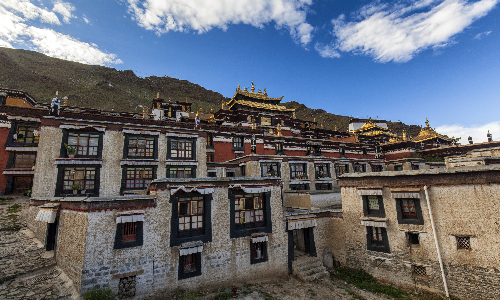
269;128;273;135
402;129;407;141
185;96;188;102
63;97;67;106
142;106;146;119
314;118;316;123
157;92;159;98
56;91;58;96
112;107;114;111
251;81;255;92
252;120;256;130
321;123;323;129
293;111;296;119
168;107;172;118
199;107;203;114
168;98;171;102
210;105;213;113
222;101;225;110
277;124;282;136
264;88;267;94
425;118;430;129
335;125;337;131
238;84;240;91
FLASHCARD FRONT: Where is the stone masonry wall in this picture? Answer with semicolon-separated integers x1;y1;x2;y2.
32;126;61;197
100;130;123;196
56;210;88;292
27;206;47;244
196;137;207;178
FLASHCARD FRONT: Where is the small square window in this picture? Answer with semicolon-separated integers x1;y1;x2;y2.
408;232;419;245
366;226;390;253
396;198;423;225
457;236;471;250
114;220;143;249
178;252;202;279
251;241;268;264
207;152;214;162
363;195;385;217
412;265;426;277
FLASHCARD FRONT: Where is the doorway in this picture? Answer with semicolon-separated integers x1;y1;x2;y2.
45;217;59;251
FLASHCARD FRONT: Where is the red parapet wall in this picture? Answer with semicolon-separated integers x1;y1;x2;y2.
0;128;10;194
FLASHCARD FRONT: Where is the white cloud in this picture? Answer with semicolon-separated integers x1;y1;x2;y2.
0;1;121;66
126;0;314;46
436;122;500;144
52;0;75;23
83;14;90;24
323;0;498;62
474;30;492;39
314;43;340;58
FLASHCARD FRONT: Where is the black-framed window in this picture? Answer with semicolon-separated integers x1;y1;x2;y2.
229;190;272;238
407;232;420;245
169;139;194;159
226;169;236;177
124;135;157;159
275;143;284;155
315;183;332;190
411;164;420;170
178;252;201;279
290;183;309;190
261;116;272;126
335;164;349;176
371;165;383;172
315;164;330;179
353;164;366;173
206;134;214;149
14;123;39;145
167;166;195;178
250;241;268;264
366;226;390;253
339;146;346;158
170;193;212;246
13;153;36;168
290;164;307;179
56;165;100;196
120;167;156;194
395;198;424;225
240;166;246;177
114;220;144;249
232;137;244;150
235;152;243;159
261;163;280;177
60;130;103;159
207;170;217;177
207;152;214;162
307;145;321;156
394;165;403;171
362;195;385;217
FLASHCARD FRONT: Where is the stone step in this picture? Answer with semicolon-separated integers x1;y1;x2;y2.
292;256;329;282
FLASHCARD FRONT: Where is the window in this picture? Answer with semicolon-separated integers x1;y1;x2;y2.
275;143;284;155
167;167;195;178
290;183;309;190
366;226;390;253
363;195;385;217
315;183;332;190
124;167;154;190
178;196;204;234
290;164;307;179
226;169;235;177
411;164;420;170
126;136;155;158
353;164;366;173
170;139;194;159
395;198;424;225
235;152;243;159
114;219;143;249
207;170;216;177
234;193;264;228
307;145;321;156
14;124;39;144
232;137;244;150
407;232;420;245
206;134;214;149
412;265;427;277
394;165;403;171
250;241;268;264
240;166;246;177
371;165;383;172
315;164;330;179
335;164;349;176
178;252;201;279
207;152;214;162
456;236;471;250
339;146;346;158
261;163;279;177
13;153;36;168
261;117;272;126
62;167;96;193
67;132;99;157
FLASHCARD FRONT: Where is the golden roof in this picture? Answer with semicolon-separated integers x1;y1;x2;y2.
229;100;295;112
354;117;389;134
411;118;452;142
233;82;284;101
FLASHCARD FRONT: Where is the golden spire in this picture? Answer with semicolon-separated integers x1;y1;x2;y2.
264;88;267;95
321;123;323;129
425;118;430;129
293;111;296;119
238;84;241;91
63;97;67;106
157;92;159;98
313;118;316;123
210;105;213;113
142;106;146;119
168;107;172;117
277;124;282;136
335;125;337;131
199;107;203;114
251;81;255;92
402;129;407;141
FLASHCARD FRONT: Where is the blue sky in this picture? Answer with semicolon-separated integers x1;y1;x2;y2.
1;0;499;142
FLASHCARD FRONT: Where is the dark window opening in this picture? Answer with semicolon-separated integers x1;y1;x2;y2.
207;170;216;178
411;164;420;170
235;152;243;159
290;184;309;191
122;222;137;242
207;152;214;162
315;183;332;190
275;143;284;155
13;153;36;168
206;134;214;149
250;241;268;264
114;221;143;249
408;232;419;245
412;265;427;277
226;169;236;177
240;166;246;177
353;164;366;173
178;252;202;279
167;167;195;178
335;164;349;176
366;226;390;253
232;137;244;150
371;165;383;172
363;195;385;218
394;165;403;171
457;236;471;250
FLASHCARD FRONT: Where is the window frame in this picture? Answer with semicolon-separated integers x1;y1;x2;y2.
371;165;383;172
395;198;424;225
261;162;280;177
229;190;272;238
123;134;158;159
166;166;196;179
290;163;307;179
206;134;214;149
6;121;40;147
335;164;349;176
167;138;196;160
315;183;332;190
178;252;202;279
289;183;310;190
12;153;36;169
60;130;104;159
114;221;144;249
170;193;213;247
55;165;101;197
120;166;156;194
353;164;367;173
275;142;284;155
314;164;330;179
366;226;390;253
232;136;245;151
362;195;385;218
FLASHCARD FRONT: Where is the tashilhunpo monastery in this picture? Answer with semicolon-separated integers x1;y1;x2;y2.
0;83;499;299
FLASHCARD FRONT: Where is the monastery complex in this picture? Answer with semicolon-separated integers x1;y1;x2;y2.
0;83;499;299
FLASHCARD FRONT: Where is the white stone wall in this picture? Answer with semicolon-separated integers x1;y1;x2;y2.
100;131;123;196
32;126;62;197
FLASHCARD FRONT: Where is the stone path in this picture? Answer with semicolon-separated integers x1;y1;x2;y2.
0;196;77;300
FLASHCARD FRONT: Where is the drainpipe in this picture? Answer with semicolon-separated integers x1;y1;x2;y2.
424;185;449;298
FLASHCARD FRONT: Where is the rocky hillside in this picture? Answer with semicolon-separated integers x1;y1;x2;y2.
0;47;420;137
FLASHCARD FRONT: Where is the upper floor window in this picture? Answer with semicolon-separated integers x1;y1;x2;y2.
13;153;36;168
335;164;349;176
290;183;309;190
170;139;194;159
411;164;420;170
232;137;244;150
275;143;284;155
307;145;321;156
261;163;280;177
56;165;99;196
126;136;155;158
178;196;204;233
363;195;385;218
353;164;366;173
234;193;264;228
206;134;214;149
167;166;195;178
315;164;330;179
67;132;100;157
366;226;390;253
14;124;39;145
207;152;214;162
394;165;403;171
124;167;154;189
114;214;144;249
290;164;307;179
371;165;383;172
261;117;272;126
339;146;346;158
395;197;424;225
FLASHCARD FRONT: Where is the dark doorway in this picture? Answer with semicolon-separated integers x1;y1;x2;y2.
292;227;317;258
13;176;32;194
45;217;59;251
